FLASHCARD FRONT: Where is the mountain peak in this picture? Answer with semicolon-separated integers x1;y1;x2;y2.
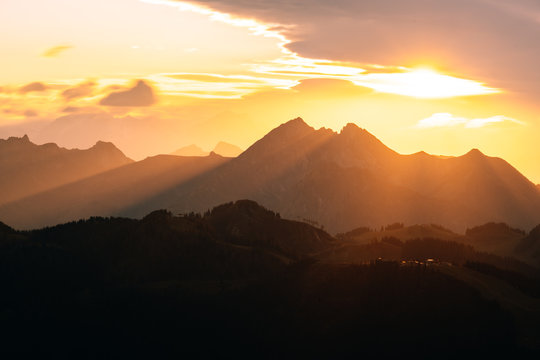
464;148;485;158
171;144;208;157
272;117;313;134
89;141;132;161
337;122;394;152
5;134;31;144
212;141;243;157
339;123;378;140
92;140;118;151
240;117;315;159
208;151;223;157
341;122;362;133
288;116;307;125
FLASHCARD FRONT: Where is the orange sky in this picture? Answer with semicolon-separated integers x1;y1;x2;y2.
1;0;539;183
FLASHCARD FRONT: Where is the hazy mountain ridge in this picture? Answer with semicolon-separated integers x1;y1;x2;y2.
212;141;243;157
2;117;540;234
0;135;132;205
171;141;243;157
170;144;207;157
0;153;230;229
124;117;540;233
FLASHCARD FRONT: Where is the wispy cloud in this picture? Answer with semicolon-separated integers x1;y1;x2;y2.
415;113;525;129
42;45;73;58
143;1;498;99
62;81;96;100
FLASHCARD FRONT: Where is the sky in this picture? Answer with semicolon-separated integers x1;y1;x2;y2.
1;0;539;182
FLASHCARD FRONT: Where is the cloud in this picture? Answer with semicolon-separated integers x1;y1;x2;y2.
62;81;96;100
42;45;73;58
166;73;266;84
99;80;156;107
152;73;296;99
416;113;525;129
24;110;38;118
19;82;47;93
62;106;80;113
465;115;525;128
173;0;540;100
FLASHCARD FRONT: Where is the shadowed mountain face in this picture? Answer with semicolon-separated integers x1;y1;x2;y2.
335;222;540;268
0;200;335;286
1;118;540;233
0;154;230;229
121;117;540;233
516;225;540;266
0;135;132;205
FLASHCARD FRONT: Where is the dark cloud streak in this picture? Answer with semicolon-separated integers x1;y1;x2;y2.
19;82;47;93
99;80;156;107
182;0;540;102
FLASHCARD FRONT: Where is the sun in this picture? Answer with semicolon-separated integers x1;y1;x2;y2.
354;68;500;98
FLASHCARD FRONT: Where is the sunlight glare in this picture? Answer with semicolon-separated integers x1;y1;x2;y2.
354;69;499;98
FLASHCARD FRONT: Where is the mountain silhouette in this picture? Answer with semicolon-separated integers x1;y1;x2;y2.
0;153;230;229
171;141;243;157
1;200;535;356
0;135;132;205
212;141;243;157
122;117;540;233
1;118;540;234
516;224;540;266
170;144;208;157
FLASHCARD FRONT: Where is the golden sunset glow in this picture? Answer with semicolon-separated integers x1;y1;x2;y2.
0;0;539;183
3;2;540;355
354;69;499;98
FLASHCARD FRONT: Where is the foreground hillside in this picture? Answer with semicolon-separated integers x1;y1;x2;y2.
335;222;540;267
1;201;539;357
2;118;540;232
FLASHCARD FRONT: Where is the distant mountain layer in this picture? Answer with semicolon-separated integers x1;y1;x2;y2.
212;141;243;157
171;144;208;157
0;135;132;205
1;118;540;234
0;153;230;229
171;142;243;157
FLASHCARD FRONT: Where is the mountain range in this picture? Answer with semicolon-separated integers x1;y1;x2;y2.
171;141;243;157
0;135;132;205
1;117;540;235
